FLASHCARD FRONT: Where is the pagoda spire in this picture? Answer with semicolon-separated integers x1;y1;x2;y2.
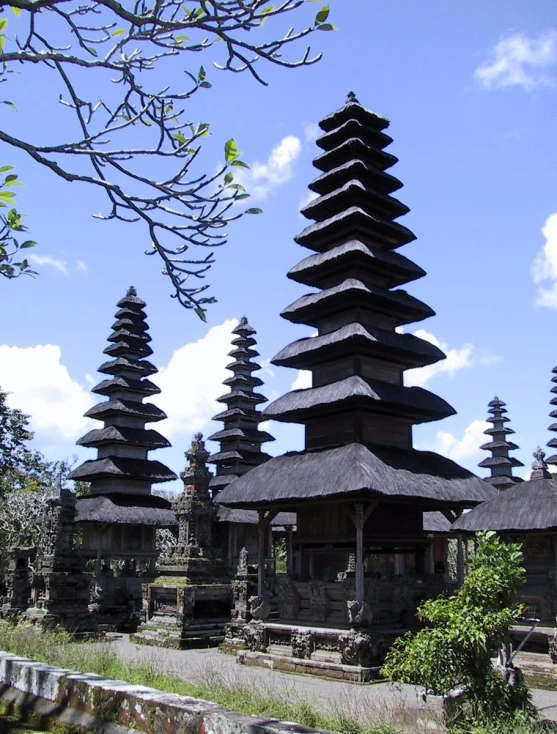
68;287;177;494
207;317;274;493
264;94;455;450
547;365;557;467
478;396;523;491
531;446;552;480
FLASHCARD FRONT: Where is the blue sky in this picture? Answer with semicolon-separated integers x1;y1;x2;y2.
1;0;556;490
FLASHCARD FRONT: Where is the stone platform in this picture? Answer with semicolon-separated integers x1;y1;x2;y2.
237;649;379;683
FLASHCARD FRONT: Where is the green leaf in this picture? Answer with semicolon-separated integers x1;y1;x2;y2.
175;35;191;43
0;166;14;173
20;241;37;249
317;23;336;31
86;46;98;56
173;131;187;145
0;19;8;32
10;6;20;16
112;28;125;37
194;306;207;322
199;81;212;88
246;208;262;214
0;191;16;202
229;183;245;191
224;139;239;164
315;4;329;23
261;4;275;13
231;159;249;169
4;174;17;183
198;65;206;82
224;172;233;185
2;101;17;110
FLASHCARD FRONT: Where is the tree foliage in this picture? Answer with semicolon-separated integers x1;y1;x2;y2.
381;532;534;723
0;0;333;314
0;168;37;280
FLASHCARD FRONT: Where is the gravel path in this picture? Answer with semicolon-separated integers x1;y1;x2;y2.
105;636;557;730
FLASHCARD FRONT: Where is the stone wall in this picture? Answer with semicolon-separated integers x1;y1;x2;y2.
0;651;326;733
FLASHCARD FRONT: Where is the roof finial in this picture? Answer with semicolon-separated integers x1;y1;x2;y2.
127;285;137;297
240;315;248;327
531;446;551;480
347;91;359;103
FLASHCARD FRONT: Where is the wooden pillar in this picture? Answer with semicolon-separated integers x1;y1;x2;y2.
425;543;435;575
394;553;405;576
345;502;377;604
286;526;294;575
257;509;278;596
457;535;465;586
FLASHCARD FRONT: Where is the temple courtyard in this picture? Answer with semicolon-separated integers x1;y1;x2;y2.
105;634;557;728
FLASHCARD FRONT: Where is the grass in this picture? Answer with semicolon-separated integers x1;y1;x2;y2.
0;622;402;734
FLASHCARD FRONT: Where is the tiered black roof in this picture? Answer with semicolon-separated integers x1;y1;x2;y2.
265;92;454;447
207;317;274;492
69;287;177;495
478;396;523;491
218;95;494;510
547;366;557;465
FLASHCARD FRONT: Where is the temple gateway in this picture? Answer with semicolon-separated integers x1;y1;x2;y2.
6;93;557;679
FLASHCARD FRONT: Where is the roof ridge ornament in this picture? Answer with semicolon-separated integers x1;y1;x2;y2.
127;285;137;297
531;446;552;480
346;91;359;103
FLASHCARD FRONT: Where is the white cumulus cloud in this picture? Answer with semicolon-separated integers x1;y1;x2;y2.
0;344;93;440
151;319;238;439
418;420;489;462
238;135;302;200
291;370;312;391
531;212;557;308
475;30;557;91
405;330;474;388
29;254;68;275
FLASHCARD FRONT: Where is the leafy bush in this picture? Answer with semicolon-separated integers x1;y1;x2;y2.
382;532;535;725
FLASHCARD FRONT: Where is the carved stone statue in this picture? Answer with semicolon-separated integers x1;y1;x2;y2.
243;621;266;652
291;630;312;660
248;595;271;620
346;599;373;627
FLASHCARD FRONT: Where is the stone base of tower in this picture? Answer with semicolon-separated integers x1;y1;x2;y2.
132;579;232;649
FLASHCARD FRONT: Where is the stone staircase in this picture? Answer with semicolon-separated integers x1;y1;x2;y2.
131;617;229;649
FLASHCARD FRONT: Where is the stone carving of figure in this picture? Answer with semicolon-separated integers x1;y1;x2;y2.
248;595;271;620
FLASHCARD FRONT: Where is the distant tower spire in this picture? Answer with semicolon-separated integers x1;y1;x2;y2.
478;396;523;491
547;366;557;467
207;317;274;493
531;446;552;480
69;287;177;493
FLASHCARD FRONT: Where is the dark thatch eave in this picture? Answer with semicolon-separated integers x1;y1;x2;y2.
216;389;267;406
77;426;171;450
287;240;425;290
301;179;409;224
84;398;167;423
225;359;261;373
313;137;398;174
316;118;393;153
215;505;296;527
423;511;453;534
212;407;260;422
295;206;416;253
207;449;271;464
478;456;524;468
107;328;151;345
223;374;264;389
452;478;557;533
483;426;515;436
68;456;177;483
103;341;153;359
116;292;146;309
76;493;177;526
281;278;434;328
271;322;446;371
98;357;158;377
216;442;495;509
92;376;161;397
207;427;274;444
486;475;523;490
309;159;402;197
479;440;519;451
318;99;389;134
262;375;455;425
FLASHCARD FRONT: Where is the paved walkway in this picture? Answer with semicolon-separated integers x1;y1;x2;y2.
107;636;557;730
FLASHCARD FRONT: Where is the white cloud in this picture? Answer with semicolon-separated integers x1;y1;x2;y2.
299;189;319;217
151;319;238;439
0;345;93;440
291;370;312;391
303;122;321;142
418;420;489;462
29;254;68;275
531;213;557;308
76;260;88;273
475;30;557;91
405;330;473;388
237;135;302;200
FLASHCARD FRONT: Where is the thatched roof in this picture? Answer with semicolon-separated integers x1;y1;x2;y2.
287;240;425;289
263;375;455;425
84;398;166;422
217;442;495;509
313;138;398;176
295;206;415;252
216;506;296;527
317;118;393;152
77;426;171;450
76;493;176;526
271;322;445;371
68;456;177;483
423;511;452;534
309;159;402;197
281;278;434;327
452;478;557;533
319;95;389;133
301;179;409;223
